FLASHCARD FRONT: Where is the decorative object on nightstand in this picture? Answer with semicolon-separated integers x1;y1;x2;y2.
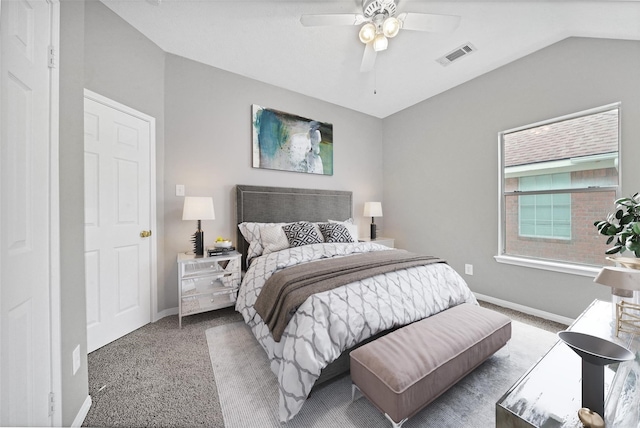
363;201;382;240
182;196;215;257
207;238;236;257
177;251;241;328
578;408;604;428
557;330;634;418
594;265;640;336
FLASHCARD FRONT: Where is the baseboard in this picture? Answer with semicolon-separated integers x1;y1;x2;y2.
71;395;92;427
474;292;574;326
154;306;178;322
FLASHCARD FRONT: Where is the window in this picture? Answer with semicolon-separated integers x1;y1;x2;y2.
519;173;571;239
499;104;620;268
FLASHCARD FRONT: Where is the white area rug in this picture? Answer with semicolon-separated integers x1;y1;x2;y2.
206;319;557;427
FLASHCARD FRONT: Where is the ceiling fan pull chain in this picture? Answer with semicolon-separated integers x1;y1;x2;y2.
374;69;377;95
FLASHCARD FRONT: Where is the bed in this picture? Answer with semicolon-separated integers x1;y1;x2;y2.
234;185;477;423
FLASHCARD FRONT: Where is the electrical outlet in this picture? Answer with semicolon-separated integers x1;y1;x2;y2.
465;264;473;275
176;184;185;196
72;345;81;375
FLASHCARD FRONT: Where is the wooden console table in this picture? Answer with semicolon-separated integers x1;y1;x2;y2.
496;299;640;427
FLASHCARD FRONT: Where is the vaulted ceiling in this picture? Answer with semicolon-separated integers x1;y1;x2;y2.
100;1;640;118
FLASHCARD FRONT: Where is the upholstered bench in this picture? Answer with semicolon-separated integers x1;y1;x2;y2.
350;303;511;427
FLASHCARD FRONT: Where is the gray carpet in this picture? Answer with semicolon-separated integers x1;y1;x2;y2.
84;301;567;427
83;308;243;427
207;319;559;427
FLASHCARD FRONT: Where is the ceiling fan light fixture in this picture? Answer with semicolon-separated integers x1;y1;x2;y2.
373;33;388;51
382;16;400;38
359;23;376;44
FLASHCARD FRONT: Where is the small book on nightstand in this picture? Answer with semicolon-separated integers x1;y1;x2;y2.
206;246;236;257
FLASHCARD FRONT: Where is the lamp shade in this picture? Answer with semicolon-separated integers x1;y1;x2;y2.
594;266;640;291
382;16;400;38
359;23;376;44
372;33;388;52
182;196;215;221
364;202;383;218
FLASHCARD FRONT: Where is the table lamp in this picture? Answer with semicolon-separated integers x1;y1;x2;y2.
593;265;640;336
182;196;215;256
364;202;382;240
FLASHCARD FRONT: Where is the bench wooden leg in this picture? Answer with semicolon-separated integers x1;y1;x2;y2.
385;413;407;428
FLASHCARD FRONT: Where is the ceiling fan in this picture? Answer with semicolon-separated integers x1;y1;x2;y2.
300;0;461;73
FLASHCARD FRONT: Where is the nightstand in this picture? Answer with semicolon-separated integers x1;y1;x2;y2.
360;237;395;248
177;251;241;328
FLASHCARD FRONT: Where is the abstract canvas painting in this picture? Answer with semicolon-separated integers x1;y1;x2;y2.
252;105;333;175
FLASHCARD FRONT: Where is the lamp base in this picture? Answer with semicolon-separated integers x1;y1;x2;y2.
191;230;204;257
616;300;640;336
370;223;377;240
582;360;605;418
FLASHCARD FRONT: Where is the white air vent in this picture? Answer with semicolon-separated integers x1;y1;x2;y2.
436;43;477;66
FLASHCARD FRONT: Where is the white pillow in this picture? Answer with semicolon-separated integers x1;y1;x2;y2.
328;218;359;242
238;222;286;265
261;224;290;255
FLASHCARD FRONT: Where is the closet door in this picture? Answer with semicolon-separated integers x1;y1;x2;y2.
0;0;57;425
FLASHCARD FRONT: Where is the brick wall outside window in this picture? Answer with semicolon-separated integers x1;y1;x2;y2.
505;167;618;265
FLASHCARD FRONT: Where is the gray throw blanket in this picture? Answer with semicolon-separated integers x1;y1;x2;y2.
254;250;446;342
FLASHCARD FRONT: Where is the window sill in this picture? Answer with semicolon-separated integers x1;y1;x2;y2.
494;254;601;277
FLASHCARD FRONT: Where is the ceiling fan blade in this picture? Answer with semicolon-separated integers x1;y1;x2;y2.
300;14;366;27
360;43;377;73
397;12;461;33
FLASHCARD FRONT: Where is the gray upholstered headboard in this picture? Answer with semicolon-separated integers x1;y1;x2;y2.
236;185;353;270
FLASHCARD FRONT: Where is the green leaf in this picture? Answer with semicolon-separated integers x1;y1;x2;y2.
605;224;620;235
615;197;633;205
628;241;640;253
633;223;640;235
606;246;622;255
606;236;615;245
621;214;634;225
616;209;625;220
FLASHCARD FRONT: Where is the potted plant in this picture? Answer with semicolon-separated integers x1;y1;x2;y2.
594;192;640;257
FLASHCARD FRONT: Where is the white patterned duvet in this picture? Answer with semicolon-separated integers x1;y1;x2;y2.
235;241;477;422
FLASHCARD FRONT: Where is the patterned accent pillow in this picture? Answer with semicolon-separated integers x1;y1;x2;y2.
328;219;359;242
319;222;355;243
261;224;290;255
282;221;324;247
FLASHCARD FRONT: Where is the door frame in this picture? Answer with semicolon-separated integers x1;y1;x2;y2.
49;1;62;426
83;89;158;325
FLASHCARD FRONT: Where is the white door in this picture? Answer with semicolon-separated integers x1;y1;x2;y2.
84;92;154;353
1;0;57;425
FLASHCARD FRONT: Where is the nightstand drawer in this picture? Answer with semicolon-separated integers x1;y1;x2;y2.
181;289;238;316
181;257;240;280
181;272;240;296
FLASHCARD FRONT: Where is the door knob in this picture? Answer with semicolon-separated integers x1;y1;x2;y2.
140;230;152;238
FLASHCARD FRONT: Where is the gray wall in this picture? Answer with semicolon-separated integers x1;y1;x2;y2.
163;53;383;309
83;2;383;314
382;37;640;319
59;1;88;425
83;1;167;314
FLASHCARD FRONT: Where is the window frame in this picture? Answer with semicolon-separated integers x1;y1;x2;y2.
496;103;621;277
